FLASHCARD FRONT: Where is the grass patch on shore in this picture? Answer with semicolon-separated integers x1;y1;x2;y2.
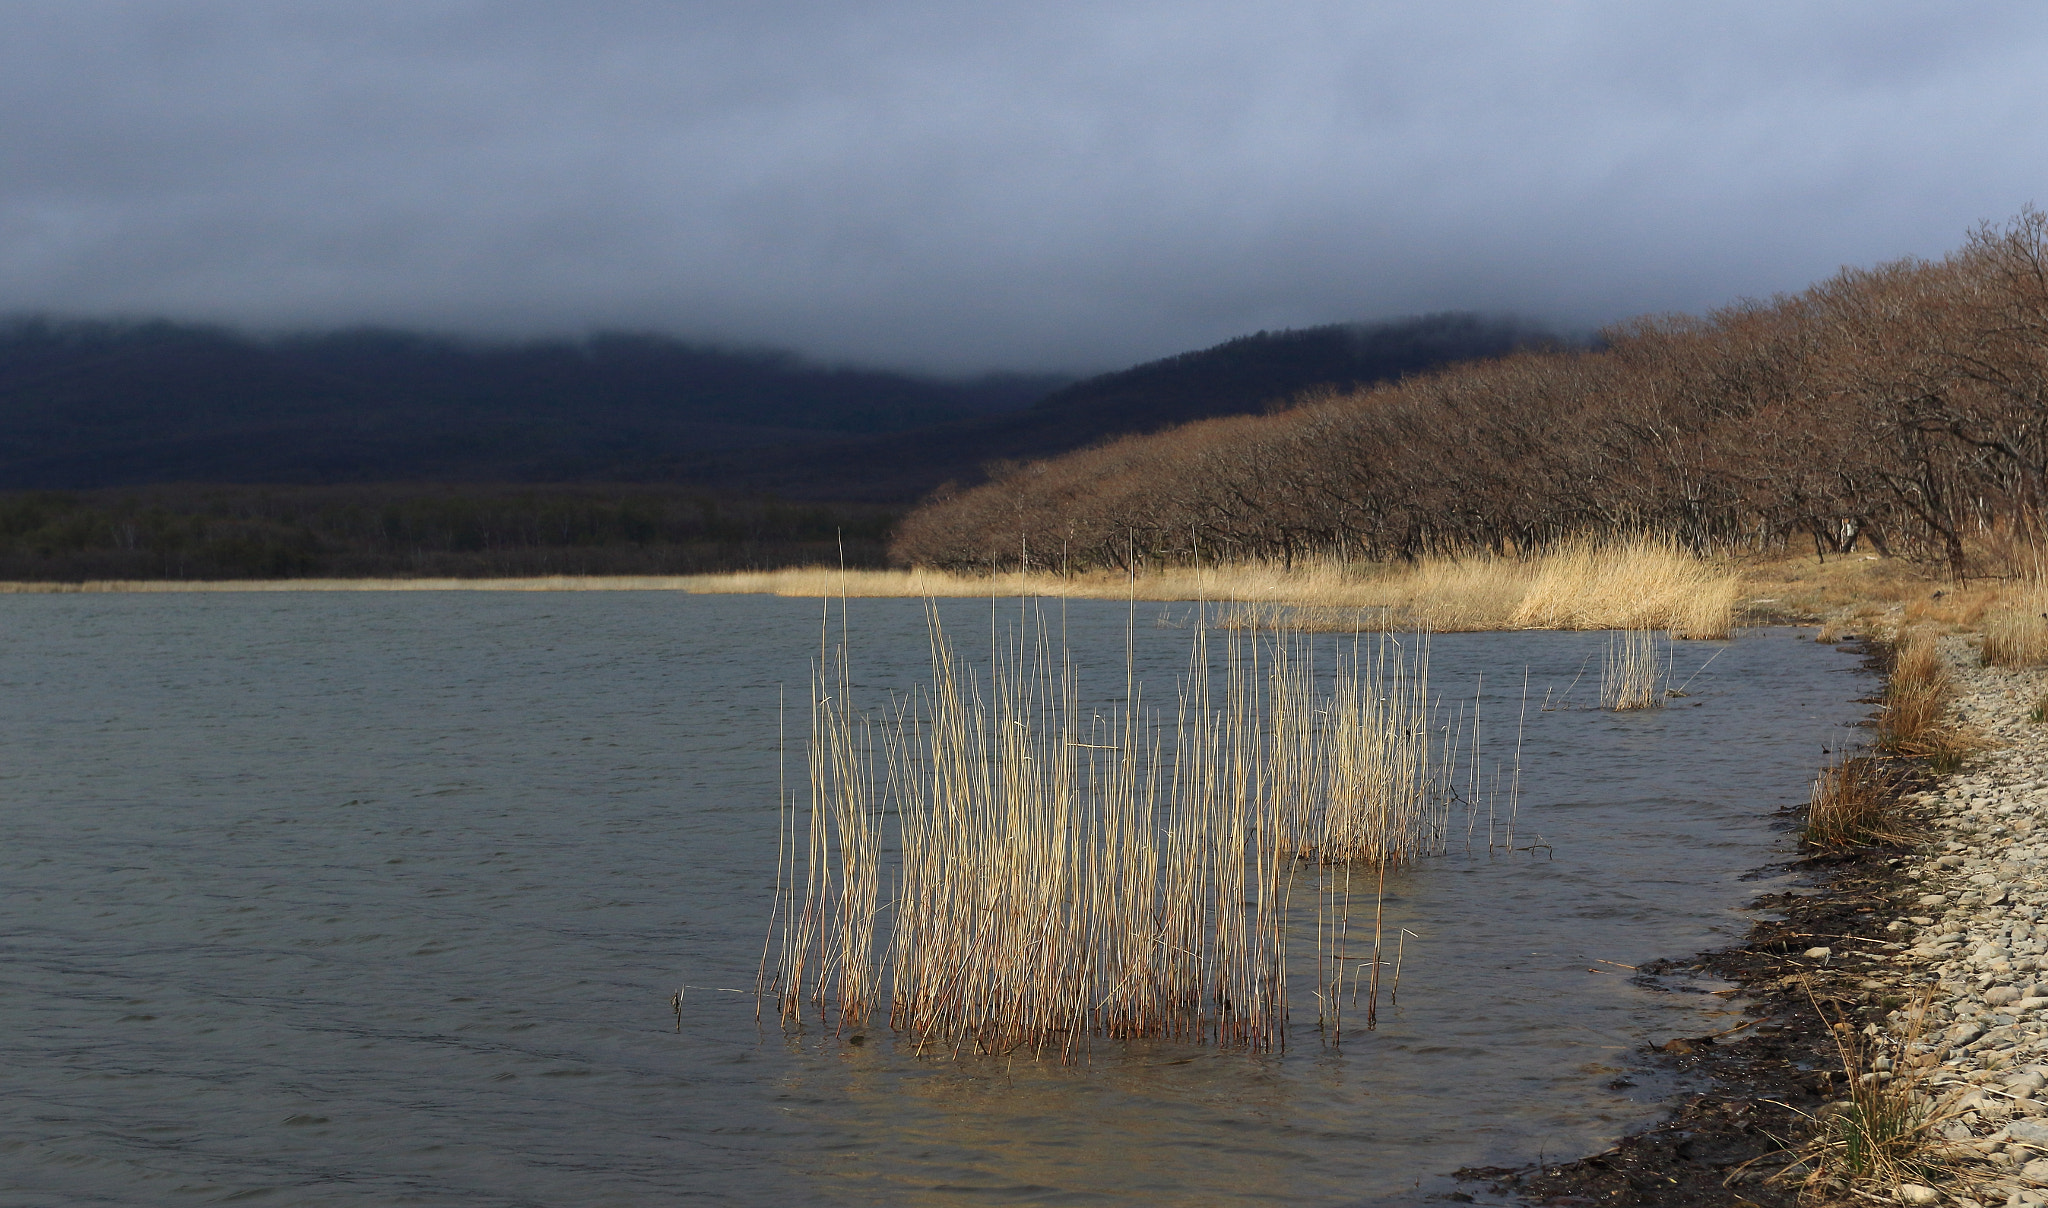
1982;590;2048;667
16;537;1718;636
1783;990;1971;1202
1875;632;1989;774
694;538;1743;637
1801;756;1911;849
1742;548;2048;642
33;537;2048;663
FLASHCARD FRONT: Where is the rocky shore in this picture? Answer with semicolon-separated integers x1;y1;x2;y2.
1878;639;2048;1206
1464;636;2048;1207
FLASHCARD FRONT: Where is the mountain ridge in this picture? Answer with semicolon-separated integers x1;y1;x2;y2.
0;312;1557;501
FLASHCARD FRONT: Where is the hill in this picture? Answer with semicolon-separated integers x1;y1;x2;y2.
890;209;2048;580
664;314;1561;501
0;318;1064;489
0;313;1549;501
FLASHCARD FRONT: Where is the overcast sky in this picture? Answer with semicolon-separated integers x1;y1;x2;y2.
2;2;2043;373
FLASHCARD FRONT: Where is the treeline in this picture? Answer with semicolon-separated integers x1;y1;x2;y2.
0;485;897;580
894;209;2048;578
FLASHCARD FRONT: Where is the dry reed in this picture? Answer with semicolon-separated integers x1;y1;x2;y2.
1883;635;1947;745
684;538;1740;638
1598;629;1668;710
1780;988;1972;1202
1872;631;1995;776
1981;590;2048;667
1801;756;1910;849
762;601;1506;1057
0;538;1742;640
1507;538;1741;639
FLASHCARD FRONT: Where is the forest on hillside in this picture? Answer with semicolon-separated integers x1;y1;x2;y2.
0;313;1553;581
0;320;1064;490
893;209;2048;580
0;313;1541;504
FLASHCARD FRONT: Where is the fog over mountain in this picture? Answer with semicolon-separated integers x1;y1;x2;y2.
2;3;2044;373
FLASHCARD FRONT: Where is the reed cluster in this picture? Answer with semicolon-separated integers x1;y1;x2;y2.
1876;635;1956;764
762;602;1502;1058
1875;631;1993;776
1598;629;1668;711
1981;590;2048;668
1506;538;1741;639
1802;756;1909;849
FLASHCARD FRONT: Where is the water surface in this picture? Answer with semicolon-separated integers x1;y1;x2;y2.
0;593;1871;1205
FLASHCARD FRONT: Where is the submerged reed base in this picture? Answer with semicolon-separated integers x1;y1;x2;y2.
760;601;1520;1059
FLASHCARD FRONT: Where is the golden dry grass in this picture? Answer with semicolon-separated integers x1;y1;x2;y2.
765;607;1503;1056
0;540;1740;635
34;537;2048;654
1801;756;1910;849
1739;547;2042;638
1879;634;1953;748
1781;989;1974;1203
1507;539;1742;637
1869;630;1992;774
1981;588;2048;667
704;538;1743;636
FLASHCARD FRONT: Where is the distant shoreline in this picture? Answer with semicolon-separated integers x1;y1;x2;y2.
0;570;1015;595
0;576;731;593
0;550;1743;640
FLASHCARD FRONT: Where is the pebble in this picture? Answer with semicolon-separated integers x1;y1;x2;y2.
1853;639;2048;1204
2011;1120;2048;1146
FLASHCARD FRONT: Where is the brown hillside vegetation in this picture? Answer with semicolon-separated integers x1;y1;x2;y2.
893;208;2048;581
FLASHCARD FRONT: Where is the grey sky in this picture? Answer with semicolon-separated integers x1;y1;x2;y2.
2;2;2043;372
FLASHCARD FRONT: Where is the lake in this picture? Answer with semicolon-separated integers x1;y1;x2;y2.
0;592;1871;1205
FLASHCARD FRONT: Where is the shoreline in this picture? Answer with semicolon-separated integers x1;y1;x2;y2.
1470;637;2048;1207
0;548;2006;642
0;548;1745;638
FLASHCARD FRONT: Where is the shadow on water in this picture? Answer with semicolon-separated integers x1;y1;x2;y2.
0;593;1868;1206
